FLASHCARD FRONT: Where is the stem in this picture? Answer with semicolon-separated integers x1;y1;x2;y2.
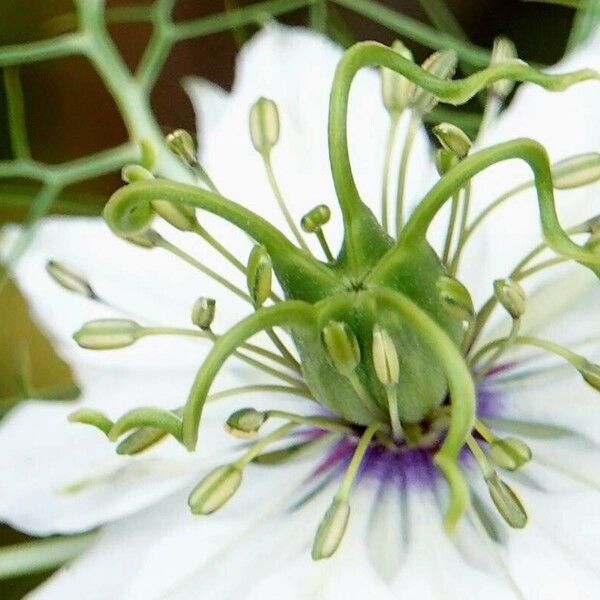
234;423;297;467
3;67;30;158
473;318;521;381
449;183;470;274
182;300;316;449
442;192;461;265
0;533;97;580
336;422;382;499
380;113;400;233
0;34;85;67
266;410;355;435
262;153;311;252
395;113;420;235
369;288;474;529
315;229;335;262
386;386;403;440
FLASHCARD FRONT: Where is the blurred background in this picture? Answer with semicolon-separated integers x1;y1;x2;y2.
0;0;595;596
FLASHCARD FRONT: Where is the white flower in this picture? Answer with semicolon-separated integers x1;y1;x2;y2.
2;23;600;599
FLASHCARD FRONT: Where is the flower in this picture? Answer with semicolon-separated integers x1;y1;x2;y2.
2;23;600;599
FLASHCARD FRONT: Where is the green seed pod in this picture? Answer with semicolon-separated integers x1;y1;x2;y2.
166;129;197;165
380;40;414;115
247;245;272;308
490;37;518;99
493;279;526;319
485;471;527;528
579;361;600;392
489;437;532;471
410;50;458;115
434;148;459;176
225;408;267;438
188;465;243;515
311;497;350;560
73;319;142;350
192;297;216;330
46;260;95;299
151;200;198;232
432;122;472;159
249;97;280;155
437;276;475;322
321;321;361;377
301;204;331;233
551;153;600;190
372;325;400;386
121;164;154;183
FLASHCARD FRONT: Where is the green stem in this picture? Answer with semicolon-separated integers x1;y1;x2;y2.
386;386;403;440
395;113;420;235
234;423;297;467
182;300;316;449
337;422;381;499
104;180;340;300
262;153;311;252
473;318;520;381
3;67;30;158
380;112;400;234
442;192;460;265
0;533;97;580
266;410;355;435
0;34;85;67
315;229;335;262
369;288;474;529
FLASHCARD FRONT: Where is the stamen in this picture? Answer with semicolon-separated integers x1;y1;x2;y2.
301;205;335;262
312;422;382;560
250;97;310;252
394;112;420;235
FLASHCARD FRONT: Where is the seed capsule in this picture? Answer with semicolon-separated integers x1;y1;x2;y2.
301;205;331;233
437;276;474;322
192;297;216;330
494;278;526;319
489;437;532;471
249;97;280;155
46;260;95;299
73;319;142;350
485;471;527;528
432;123;472;159
188;465;243;515
410;50;458;115
321;321;361;376
380;40;414;115
225;408;267;438
247;245;272;308
551;153;600;189
311;498;350;560
372;325;399;386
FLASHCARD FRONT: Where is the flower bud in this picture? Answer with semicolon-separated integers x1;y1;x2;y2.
73;319;142;350
434;148;459;176
432;123;471;159
249;97;279;155
437;275;474;322
490;37;518;99
410;50;458;115
247;245;272;307
151;200;197;232
493;278;526;319
225;408;267;438
166;129;197;165
46;260;95;299
321;321;360;376
380;40;414;114
121;164;154;183
551;153;600;190
188;465;243;515
192;297;216;330
489;437;532;471
372;325;399;386
301;204;331;233
579;361;600;391
485;471;527;528
311;497;350;560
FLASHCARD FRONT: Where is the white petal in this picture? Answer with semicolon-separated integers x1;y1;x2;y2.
461;29;600;299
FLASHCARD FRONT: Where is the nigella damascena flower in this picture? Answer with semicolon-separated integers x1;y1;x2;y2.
2;24;600;599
